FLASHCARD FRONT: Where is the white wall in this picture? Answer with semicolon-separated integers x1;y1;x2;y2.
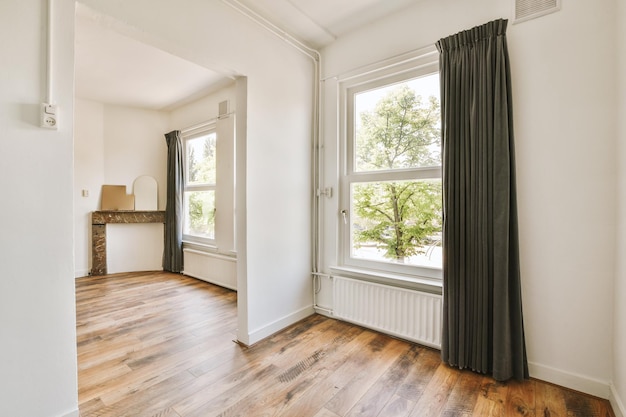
102;105;169;210
0;1;79;416
78;0;315;345
613;0;626;414
102;105;169;273
74;99;104;277
509;2;616;398
74;101;169;276
169;82;236;129
320;0;617;398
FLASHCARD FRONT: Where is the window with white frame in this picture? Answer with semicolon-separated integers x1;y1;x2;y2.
340;65;442;279
183;127;217;244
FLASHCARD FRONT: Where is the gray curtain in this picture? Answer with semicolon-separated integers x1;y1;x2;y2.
163;130;184;273
436;19;528;381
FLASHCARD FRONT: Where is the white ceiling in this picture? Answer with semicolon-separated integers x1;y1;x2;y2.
233;0;421;49
74;6;232;111
74;0;420;110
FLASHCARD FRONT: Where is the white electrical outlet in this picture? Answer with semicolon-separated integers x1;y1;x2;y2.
41;103;58;129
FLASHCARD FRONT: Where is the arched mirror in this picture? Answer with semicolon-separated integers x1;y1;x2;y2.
133;175;158;210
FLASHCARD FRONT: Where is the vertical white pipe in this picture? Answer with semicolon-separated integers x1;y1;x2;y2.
45;0;53;104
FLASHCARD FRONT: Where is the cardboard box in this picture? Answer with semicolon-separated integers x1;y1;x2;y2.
101;185;135;211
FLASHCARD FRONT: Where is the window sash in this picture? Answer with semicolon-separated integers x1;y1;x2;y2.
340;175;442;279
183;127;217;245
339;65;442;280
183;189;216;243
345;166;441;183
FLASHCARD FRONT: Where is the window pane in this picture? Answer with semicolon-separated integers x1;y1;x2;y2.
186;133;217;185
354;74;441;172
184;190;215;239
350;179;442;268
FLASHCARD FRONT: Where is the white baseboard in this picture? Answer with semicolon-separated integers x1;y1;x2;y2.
528;361;610;399
59;408;80;417
611;383;626;417
74;268;90;278
245;305;314;346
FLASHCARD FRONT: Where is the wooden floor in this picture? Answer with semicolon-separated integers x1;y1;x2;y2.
76;271;615;417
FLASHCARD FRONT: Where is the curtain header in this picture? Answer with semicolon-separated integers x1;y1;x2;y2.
436;19;508;52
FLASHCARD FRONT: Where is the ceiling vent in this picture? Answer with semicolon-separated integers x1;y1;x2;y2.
513;0;561;24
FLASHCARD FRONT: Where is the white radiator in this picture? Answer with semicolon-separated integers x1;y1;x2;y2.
183;249;237;290
332;276;442;349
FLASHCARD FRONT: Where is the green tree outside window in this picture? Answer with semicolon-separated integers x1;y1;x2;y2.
352;85;442;264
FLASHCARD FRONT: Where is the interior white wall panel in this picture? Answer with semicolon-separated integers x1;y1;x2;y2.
0;1;79;416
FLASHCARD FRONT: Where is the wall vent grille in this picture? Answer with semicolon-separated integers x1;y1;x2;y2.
514;0;560;24
218;100;229;118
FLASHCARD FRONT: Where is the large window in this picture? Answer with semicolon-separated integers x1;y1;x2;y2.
341;69;442;279
183;128;217;244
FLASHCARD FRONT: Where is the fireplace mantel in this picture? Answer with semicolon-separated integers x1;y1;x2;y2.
91;210;166;276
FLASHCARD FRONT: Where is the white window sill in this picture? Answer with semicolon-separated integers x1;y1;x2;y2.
182;241;237;258
329;266;442;295
183;241;218;252
183;241;237;261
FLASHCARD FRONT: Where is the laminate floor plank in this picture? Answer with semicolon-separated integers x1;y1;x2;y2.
394;344;441;402
408;363;460;417
470;376;509;417
274;330;381;417
322;336;409;416
536;380;569;417
377;394;415;417
562;388;615;417
505;379;536;416
186;325;368;417
76;271;616;417
176;320;364;417
313;408;342;417
344;345;421;417
130;317;338;417
97;334;236;407
440;370;484;417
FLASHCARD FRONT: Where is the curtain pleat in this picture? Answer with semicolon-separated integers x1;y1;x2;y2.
436;19;528;381
163;130;184;273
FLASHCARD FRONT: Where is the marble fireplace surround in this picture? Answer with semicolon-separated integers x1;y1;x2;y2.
91;210;166;276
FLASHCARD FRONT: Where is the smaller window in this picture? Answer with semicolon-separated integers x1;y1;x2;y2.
183;130;217;244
